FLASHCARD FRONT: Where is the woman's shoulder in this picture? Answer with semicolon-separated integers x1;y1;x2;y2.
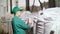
12;16;18;20
13;16;22;21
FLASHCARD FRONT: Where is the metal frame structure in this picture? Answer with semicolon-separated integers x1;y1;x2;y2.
26;0;30;11
32;0;43;12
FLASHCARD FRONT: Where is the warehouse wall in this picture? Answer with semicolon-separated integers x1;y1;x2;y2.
0;0;7;18
55;0;60;7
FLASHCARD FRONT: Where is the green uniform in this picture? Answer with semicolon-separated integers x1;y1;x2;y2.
11;16;30;34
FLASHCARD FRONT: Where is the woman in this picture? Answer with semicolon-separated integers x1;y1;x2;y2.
11;6;30;34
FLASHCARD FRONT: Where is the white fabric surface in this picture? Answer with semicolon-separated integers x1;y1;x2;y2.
20;11;34;27
38;7;60;34
20;7;60;34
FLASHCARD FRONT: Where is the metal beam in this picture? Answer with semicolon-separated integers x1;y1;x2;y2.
10;0;13;14
26;0;30;11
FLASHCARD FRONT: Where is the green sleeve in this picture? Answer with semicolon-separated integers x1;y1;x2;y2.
13;18;30;30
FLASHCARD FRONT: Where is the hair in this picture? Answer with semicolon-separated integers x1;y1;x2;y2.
50;31;54;34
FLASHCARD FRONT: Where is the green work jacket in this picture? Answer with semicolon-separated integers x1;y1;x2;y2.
11;16;30;34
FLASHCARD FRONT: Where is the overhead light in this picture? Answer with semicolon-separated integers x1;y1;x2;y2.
34;0;41;6
40;0;45;3
40;0;49;3
44;0;49;2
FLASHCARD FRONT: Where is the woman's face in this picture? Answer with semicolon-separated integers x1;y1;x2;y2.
16;11;21;16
